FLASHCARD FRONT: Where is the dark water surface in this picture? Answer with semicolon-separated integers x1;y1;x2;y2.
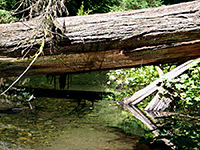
0;97;141;150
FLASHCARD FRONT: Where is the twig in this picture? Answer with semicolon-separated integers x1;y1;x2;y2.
26;95;36;109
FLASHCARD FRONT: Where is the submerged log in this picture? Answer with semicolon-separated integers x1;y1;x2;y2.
0;1;200;76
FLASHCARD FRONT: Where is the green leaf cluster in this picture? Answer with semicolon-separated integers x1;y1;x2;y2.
66;0;119;16
106;66;159;102
153;61;200;149
67;0;164;16
163;62;200;113
77;1;92;16
110;0;163;12
0;0;17;10
106;61;199;149
0;0;18;23
0;9;18;23
155;114;200;150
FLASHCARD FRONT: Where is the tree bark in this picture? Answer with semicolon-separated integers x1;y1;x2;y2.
0;1;200;76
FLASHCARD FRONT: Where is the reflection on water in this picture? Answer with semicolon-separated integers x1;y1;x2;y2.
0;71;144;149
0;97;142;150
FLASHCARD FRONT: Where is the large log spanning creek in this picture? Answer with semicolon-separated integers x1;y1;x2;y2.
0;1;200;76
0;1;200;149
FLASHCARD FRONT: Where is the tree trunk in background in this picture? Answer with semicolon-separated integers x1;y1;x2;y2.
0;0;200;76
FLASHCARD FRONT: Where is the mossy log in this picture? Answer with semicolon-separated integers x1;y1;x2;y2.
0;1;200;76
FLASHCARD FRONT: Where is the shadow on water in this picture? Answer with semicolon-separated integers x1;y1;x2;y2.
0;96;143;150
0;72;145;150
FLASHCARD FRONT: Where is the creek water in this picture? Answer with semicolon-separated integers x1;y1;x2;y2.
0;72;145;149
0;97;143;150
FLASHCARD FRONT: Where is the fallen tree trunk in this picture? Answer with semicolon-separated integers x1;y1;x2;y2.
0;1;200;76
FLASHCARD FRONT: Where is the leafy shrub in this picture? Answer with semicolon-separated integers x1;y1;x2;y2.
110;0;163;12
155;114;200;150
77;1;92;16
67;0;119;16
106;66;159;102
162;62;200;113
153;61;200;149
106;61;200;149
67;0;163;16
0;9;18;23
0;0;19;23
0;0;17;10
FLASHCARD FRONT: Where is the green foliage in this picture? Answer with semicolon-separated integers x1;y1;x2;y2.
65;0;194;15
155;114;200;150
67;0;193;15
117;110;148;136
162;61;200;112
106;66;159;101
0;9;18;23
77;1;92;16
107;61;200;149
0;0;17;10
0;0;18;23
110;0;163;12
106;66;159;132
152;61;200;149
67;0;119;16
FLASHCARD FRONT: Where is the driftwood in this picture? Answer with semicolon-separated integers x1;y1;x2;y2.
120;57;199;126
0;1;200;76
121;58;200;105
145;66;172;112
120;58;200;147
